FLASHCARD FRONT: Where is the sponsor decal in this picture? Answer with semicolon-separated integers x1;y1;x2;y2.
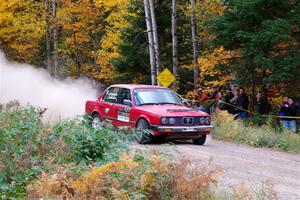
117;110;130;122
124;107;131;113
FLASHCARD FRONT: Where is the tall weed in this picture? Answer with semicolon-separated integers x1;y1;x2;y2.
212;110;300;153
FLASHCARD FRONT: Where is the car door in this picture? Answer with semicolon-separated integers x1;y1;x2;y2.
113;88;133;127
99;87;120;123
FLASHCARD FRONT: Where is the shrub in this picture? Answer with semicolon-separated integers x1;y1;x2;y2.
0;102;48;199
0;102;133;199
48;117;132;165
212;110;300;153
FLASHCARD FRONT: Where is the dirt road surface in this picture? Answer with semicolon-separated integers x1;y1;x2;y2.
134;136;300;199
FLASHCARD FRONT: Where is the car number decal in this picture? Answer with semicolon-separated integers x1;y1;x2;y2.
105;108;110;113
117;111;129;122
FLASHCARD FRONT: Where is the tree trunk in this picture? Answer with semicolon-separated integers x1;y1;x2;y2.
45;0;51;75
191;0;199;85
149;0;160;85
143;0;156;85
172;0;178;90
52;0;59;78
252;65;256;112
94;36;100;70
73;33;82;74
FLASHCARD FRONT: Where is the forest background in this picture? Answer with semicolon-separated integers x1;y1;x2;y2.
0;0;299;105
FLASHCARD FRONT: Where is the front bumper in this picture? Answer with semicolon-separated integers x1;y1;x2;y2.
152;125;213;133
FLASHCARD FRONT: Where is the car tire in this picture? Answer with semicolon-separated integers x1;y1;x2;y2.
91;113;102;130
192;135;206;145
136;118;153;144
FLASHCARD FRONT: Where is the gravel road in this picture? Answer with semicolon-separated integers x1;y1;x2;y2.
134;136;300;199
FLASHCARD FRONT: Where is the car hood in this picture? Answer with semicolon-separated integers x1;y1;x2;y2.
135;105;209;117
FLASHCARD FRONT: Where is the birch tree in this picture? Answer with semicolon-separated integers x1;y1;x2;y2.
172;0;178;89
191;0;199;85
143;0;156;85
52;0;59;78
45;0;51;75
149;0;161;84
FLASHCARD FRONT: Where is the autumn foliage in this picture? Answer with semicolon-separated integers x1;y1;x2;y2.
199;47;234;89
27;152;224;199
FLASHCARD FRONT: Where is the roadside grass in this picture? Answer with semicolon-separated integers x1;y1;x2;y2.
212;110;300;153
0;102;278;199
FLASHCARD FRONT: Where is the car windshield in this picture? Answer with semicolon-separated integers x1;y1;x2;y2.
134;88;183;106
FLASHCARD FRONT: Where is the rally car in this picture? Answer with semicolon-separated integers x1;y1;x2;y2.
85;84;212;145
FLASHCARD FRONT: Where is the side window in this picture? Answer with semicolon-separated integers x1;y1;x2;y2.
117;88;131;105
103;87;120;103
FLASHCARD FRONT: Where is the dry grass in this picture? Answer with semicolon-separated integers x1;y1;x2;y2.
167;158;223;200
212;110;300;153
26;152;277;200
26;153;226;200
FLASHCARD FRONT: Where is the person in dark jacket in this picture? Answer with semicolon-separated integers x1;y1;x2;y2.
253;92;267;115
279;96;289;119
236;88;249;119
253;92;269;125
280;98;298;133
223;88;235;114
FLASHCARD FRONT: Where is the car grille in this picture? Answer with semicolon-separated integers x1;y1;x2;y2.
162;116;211;126
182;117;194;125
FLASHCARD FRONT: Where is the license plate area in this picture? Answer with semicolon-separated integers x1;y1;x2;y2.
183;128;197;132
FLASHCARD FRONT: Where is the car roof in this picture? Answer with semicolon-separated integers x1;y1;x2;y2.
109;84;167;90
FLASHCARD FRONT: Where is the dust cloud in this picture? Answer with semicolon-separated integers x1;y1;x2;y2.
0;51;98;120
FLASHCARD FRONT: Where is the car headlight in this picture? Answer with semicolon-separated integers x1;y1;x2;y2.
161;117;167;124
200;117;206;125
205;116;211;125
169;117;176;125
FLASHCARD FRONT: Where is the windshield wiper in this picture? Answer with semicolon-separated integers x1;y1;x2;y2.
139;102;182;106
157;102;182;105
139;103;159;106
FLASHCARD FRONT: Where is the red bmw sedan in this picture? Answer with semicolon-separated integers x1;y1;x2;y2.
85;84;212;145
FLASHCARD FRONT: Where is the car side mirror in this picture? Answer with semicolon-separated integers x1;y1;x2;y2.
123;99;133;107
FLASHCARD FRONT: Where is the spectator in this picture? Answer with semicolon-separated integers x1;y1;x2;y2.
253;91;269;125
223;88;235;114
280;98;298;133
212;91;223;111
279;96;289;119
230;89;239;114
209;85;219;113
236;88;249;119
209;85;218;100
194;88;209;107
253;92;267;115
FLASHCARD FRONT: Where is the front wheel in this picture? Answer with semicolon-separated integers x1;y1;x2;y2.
192;134;207;145
136;119;153;144
91;113;102;130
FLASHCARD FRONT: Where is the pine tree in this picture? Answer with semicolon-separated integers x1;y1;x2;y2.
210;0;300;95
